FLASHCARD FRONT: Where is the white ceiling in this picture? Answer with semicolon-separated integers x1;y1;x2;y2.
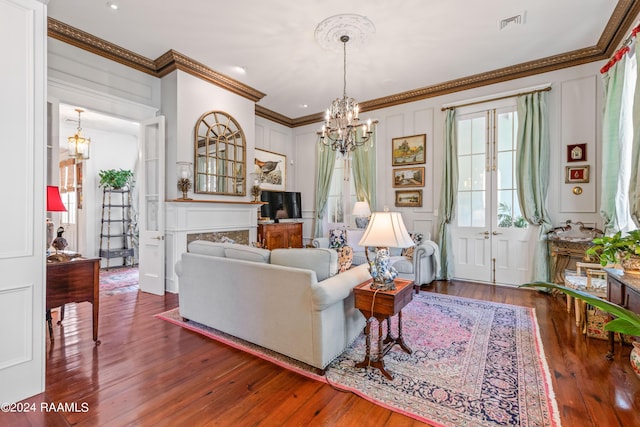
49;1;622;120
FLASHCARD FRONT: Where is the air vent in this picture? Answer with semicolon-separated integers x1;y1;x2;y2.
499;11;526;30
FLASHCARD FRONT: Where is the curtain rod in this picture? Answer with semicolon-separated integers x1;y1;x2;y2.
440;86;552;111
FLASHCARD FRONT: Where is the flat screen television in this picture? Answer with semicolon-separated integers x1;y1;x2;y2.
260;191;302;221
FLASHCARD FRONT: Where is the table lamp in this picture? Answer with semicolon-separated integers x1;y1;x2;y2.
46;185;67;252
358;210;414;290
352;201;371;229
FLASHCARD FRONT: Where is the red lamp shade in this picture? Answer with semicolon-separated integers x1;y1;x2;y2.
46;186;67;212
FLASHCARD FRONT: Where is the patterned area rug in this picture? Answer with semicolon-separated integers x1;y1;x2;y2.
100;266;139;296
156;293;560;427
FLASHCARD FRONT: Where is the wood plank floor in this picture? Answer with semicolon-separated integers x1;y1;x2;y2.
2;280;639;426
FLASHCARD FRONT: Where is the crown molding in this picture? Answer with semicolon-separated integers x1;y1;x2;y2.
47;18;265;103
155;50;265;102
47;0;640;127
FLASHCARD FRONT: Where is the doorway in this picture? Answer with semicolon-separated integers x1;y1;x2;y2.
451;103;536;285
55;103;140;268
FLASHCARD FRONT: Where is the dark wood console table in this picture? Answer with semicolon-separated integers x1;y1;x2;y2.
46;257;101;345
604;268;640;358
353;278;414;380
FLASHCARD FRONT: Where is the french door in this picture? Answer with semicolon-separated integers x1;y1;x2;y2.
452;105;535;285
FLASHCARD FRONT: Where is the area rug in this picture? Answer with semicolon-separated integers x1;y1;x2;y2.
155;293;561;427
99;266;139;296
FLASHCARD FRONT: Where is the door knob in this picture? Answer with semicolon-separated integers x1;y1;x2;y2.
492;231;502;235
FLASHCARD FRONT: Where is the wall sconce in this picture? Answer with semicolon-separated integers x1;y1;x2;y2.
176;161;193;200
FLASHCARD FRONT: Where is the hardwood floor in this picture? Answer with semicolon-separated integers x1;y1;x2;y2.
2;280;639;426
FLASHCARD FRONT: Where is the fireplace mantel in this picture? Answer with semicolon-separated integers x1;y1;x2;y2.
164;199;261;293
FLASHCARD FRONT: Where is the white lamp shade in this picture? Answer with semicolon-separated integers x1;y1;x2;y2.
358;211;414;248
352;201;371;216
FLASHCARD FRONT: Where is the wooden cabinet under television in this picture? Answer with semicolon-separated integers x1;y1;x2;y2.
258;222;303;249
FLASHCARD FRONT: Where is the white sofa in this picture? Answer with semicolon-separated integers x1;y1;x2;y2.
175;240;371;370
312;229;440;285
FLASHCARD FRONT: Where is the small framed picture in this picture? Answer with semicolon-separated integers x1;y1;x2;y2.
392;134;426;166
567;143;587;162
395;190;423;207
393;166;425;188
565;165;590;183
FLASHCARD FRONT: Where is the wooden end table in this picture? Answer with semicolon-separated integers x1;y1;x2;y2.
46;257;101;345
353;278;414;380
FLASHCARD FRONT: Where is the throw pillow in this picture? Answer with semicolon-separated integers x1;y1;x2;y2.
401;232;424;260
328;228;347;249
337;245;353;273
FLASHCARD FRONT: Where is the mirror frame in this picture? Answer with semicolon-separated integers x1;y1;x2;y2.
193;110;246;196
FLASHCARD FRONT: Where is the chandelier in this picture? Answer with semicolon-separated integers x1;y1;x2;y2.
68;108;91;160
320;35;374;156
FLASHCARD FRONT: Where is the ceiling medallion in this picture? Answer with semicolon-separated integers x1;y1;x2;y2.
314;14;376;51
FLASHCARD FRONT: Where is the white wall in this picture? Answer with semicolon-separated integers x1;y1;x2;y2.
293;61;605;239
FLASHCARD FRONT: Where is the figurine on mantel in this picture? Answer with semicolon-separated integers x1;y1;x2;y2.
51;226;68;254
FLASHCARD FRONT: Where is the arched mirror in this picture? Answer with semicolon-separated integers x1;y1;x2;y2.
194;111;246;196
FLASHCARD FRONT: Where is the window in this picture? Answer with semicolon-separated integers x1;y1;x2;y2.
326;157;356;226
59;158;77;225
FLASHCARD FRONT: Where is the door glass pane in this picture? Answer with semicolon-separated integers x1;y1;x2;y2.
471;117;486;154
497;151;513;189
471;154;486;191
458;156;471;191
471;191;486;227
457;192;471;227
458;120;471;156
497;112;514;151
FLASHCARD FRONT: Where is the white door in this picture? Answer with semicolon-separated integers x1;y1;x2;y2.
0;0;46;403
452;105;535;285
137;116;165;295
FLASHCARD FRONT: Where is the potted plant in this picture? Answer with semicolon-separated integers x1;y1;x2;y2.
520;282;640;377
586;229;640;274
98;169;133;190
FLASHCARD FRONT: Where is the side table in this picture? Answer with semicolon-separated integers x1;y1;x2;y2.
353;278;414;380
46;257;101;345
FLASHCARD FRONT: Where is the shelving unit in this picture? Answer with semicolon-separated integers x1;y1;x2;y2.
99;188;135;269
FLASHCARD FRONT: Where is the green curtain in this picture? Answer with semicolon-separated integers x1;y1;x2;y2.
631;41;640;225
515;91;552;282
352;130;377;210
314;138;336;237
436;109;457;279
601;56;627;231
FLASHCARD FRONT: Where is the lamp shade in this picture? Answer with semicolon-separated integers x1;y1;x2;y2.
46;186;67;212
358;211;413;248
352;201;371;217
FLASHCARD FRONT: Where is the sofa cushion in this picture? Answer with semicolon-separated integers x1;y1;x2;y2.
188;240;227;257
336;245;353;273
401;232;425;260
224;245;271;263
329;228;347;249
270;248;338;281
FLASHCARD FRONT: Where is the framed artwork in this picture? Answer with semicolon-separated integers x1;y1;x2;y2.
565;165;590;183
254;148;286;191
392;134;426;166
395;189;423;207
393;166;425;188
567;143;587;162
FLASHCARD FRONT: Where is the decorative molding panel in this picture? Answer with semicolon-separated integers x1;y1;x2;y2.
0;285;33;370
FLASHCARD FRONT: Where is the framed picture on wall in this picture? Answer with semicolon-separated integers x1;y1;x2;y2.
393;166;425;188
567;143;587;162
392;134;426;166
565;165;590;183
395;189;423;207
254;148;286;191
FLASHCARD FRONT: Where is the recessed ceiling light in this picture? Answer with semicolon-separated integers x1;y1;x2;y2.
106;2;119;10
233;66;247;75
299;104;308;109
